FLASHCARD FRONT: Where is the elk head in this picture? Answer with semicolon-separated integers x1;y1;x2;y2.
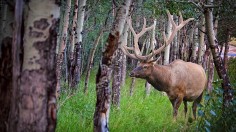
120;10;194;78
129;60;157;79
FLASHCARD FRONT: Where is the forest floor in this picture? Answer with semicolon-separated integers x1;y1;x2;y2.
56;71;200;132
56;58;236;131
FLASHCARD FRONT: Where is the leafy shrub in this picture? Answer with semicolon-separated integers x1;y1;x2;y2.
197;80;236;132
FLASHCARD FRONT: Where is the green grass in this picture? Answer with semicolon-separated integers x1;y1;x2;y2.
56;70;198;132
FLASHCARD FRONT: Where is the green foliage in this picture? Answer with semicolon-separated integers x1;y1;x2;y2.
228;58;236;87
56;70;198;131
143;0;200;19
197;80;236;132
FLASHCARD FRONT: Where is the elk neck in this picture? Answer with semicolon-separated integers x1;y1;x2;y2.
145;64;172;92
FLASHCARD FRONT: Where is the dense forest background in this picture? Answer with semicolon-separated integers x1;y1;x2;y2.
0;0;235;132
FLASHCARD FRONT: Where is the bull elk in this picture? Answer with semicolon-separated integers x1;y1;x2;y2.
120;11;207;119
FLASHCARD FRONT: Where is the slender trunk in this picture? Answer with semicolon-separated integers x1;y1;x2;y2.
69;0;78;59
8;0;24;130
187;24;193;62
223;29;230;70
111;48;122;107
179;29;184;60
121;53;127;86
145;18;156;96
204;5;232;107
68;0;78;88
121;24;129;86
135;0;143;27
0;1;14;55
203;44;210;71
0;1;8;44
0;38;12;132
69;0;86;89
130;22;137;68
207;54;214;92
56;0;71;97
64;47;69;82
173;15;179;60
84;28;103;93
145;38;151;96
129;12;137;96
164;14;173;65
183;27;188;61
191;22;199;63
111;23;129;107
198;16;205;65
56;8;65;54
9;0;59;131
0;2;14;131
93;0;131;131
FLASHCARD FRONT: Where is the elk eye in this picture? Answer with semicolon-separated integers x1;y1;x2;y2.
143;66;147;69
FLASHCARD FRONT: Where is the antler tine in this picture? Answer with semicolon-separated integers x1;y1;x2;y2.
167;10;176;30
127;16;137;38
137;18;155;38
178;11;183;24
121;11;193;62
162;31;168;46
127;16;143;59
120;45;138;60
120;21;139;60
126;16;156;61
144;10;194;60
177;11;194;30
148;19;157;61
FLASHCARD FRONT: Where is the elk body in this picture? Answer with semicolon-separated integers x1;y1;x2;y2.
120;11;207;119
130;60;207;119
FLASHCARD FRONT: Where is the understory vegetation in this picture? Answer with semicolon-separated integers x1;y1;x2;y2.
197;58;236;132
56;59;236;132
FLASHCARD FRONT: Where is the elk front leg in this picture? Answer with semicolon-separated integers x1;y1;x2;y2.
170;96;183;120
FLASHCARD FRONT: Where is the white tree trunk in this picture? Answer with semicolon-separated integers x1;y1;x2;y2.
74;0;86;51
191;21;199;62
204;0;232;107
56;0;71;98
70;0;79;53
121;23;129;86
9;0;60;131
145;18;156;96
164;15;173;65
69;0;87;89
173;15;179;60
198;16;205;65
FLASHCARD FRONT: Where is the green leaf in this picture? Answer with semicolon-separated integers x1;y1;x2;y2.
210;110;216;116
205;94;211;101
198;110;204;116
205;126;211;132
205;119;211;127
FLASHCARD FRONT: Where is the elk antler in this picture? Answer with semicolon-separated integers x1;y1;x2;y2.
121;10;194;61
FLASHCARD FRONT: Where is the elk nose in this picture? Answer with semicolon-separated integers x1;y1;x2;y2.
129;72;134;77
